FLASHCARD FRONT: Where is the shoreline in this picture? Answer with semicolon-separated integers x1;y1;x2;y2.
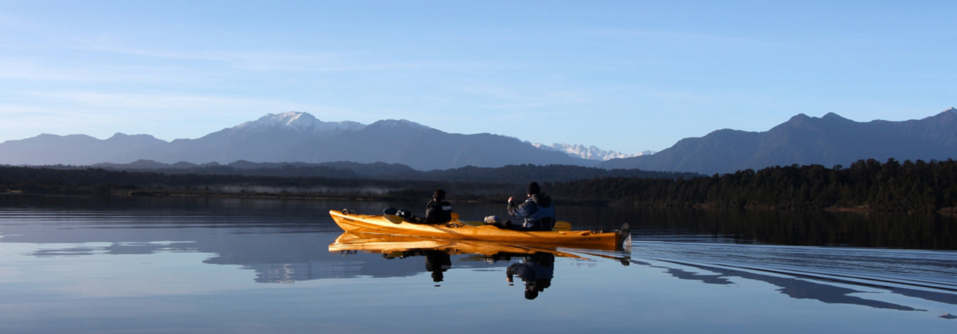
4;189;955;215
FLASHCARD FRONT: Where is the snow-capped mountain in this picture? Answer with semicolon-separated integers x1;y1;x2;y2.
366;119;430;131
3;109;955;173
533;143;645;161
237;112;366;134
0;112;591;170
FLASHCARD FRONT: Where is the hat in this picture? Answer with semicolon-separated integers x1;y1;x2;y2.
527;182;540;195
433;189;446;200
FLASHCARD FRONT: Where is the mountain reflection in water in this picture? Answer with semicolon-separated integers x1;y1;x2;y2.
2;195;956;333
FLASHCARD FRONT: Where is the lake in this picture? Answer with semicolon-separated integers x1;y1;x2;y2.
1;194;955;333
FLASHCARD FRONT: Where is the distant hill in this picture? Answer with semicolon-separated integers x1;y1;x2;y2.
0;112;596;170
0;133;166;166
88;160;697;183
601;108;957;174
6;109;955;174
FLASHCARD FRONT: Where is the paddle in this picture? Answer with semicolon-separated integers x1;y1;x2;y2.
452;213;572;231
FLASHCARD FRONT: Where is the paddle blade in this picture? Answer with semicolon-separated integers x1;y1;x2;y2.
553;221;571;231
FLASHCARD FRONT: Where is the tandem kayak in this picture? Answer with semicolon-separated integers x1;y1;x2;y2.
328;209;631;249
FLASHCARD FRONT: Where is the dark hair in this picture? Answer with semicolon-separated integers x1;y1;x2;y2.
527;182;540;195
433;189;446;200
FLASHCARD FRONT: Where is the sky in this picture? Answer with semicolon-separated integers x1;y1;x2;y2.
1;0;954;154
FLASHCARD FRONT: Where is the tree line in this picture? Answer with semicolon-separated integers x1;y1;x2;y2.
551;158;957;213
3;158;956;213
83;161;698;183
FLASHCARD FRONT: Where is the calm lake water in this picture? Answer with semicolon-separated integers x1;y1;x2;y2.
1;194;955;333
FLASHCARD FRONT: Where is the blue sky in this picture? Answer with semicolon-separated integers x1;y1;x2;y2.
1;1;954;154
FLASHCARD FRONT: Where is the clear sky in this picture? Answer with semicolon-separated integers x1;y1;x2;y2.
1;0;954;154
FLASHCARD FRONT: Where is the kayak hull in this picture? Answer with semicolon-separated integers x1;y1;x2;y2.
329;209;625;249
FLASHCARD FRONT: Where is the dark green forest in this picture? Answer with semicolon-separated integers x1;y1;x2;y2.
2;158;956;213
552;158;957;213
90;161;698;183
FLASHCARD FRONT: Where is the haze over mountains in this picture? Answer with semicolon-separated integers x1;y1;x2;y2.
1;109;955;175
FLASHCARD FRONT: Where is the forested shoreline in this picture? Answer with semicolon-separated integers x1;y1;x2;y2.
2;158;956;213
553;158;957;213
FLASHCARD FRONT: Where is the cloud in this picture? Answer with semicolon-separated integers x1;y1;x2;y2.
77;41;467;74
0;56;222;85
30;91;253;111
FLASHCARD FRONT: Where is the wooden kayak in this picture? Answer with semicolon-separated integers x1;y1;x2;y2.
328;209;630;249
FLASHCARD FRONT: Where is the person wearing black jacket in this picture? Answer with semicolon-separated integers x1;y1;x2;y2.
382;189;452;225
387;189;453;225
423;189;453;224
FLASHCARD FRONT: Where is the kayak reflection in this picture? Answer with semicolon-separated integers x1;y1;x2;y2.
328;232;594;260
329;232;573;298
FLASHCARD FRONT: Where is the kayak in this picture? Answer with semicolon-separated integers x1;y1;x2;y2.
328;209;630;249
328;232;590;259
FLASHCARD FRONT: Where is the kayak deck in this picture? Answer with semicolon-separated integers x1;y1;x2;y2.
328;209;629;249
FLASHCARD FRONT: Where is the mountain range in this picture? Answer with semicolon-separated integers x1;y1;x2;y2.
0;112;596;170
2;108;955;174
600;108;957;174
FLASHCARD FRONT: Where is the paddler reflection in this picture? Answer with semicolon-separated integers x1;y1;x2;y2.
425;250;451;282
328;232;625;296
380;249;452;283
505;253;555;300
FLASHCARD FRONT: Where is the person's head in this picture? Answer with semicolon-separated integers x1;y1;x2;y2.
527;182;540;196
433;189;446;201
524;284;539;300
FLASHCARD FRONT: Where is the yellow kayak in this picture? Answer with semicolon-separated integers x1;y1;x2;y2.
328;209;630;249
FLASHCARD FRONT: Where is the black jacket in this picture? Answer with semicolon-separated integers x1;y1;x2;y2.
424;200;453;224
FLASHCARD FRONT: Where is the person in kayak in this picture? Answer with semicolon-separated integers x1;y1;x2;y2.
389;189;454;224
495;182;555;231
422;189;454;224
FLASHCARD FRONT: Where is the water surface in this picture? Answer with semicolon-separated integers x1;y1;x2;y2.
1;195;955;333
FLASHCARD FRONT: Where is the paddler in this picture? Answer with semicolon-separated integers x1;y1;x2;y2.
423;189;453;224
502;182;555;231
389;189;453;224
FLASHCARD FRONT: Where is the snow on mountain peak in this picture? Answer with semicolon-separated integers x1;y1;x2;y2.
534;143;647;161
370;119;430;130
241;111;317;130
237;112;365;133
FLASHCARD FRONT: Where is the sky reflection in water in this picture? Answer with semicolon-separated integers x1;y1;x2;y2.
0;195;955;333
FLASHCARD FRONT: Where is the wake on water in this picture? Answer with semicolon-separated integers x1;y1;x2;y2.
631;242;956;291
602;241;957;316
